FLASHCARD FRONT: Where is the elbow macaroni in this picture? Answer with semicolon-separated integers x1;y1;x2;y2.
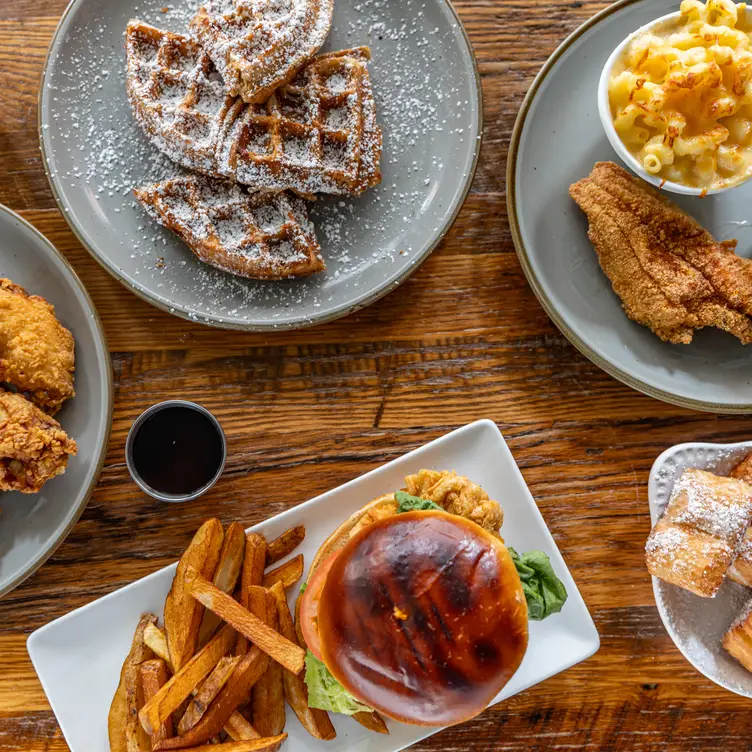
609;0;752;190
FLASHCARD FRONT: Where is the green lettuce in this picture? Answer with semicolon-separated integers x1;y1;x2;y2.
508;548;568;620
395;491;442;513
305;651;373;715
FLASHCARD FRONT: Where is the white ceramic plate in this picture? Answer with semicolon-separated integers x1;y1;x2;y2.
508;0;752;413
649;441;752;697
28;420;599;751
0;204;113;597
39;0;482;331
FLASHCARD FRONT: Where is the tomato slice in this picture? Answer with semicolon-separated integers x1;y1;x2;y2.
300;551;339;662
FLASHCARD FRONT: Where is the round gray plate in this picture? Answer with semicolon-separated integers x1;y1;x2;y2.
508;0;752;414
40;0;482;331
0;205;112;597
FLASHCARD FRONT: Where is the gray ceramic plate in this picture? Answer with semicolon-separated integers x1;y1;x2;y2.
649;442;752;698
39;0;482;331
0;205;112;597
508;0;752;414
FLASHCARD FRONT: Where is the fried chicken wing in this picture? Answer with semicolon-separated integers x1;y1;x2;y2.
569;162;752;345
0;279;75;413
0;390;77;493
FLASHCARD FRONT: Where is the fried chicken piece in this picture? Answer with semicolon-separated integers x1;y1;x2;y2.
569;162;752;345
0;279;75;414
0;390;77;493
404;469;503;533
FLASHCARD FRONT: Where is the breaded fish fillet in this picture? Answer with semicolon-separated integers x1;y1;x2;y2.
0;390;77;493
0;279;75;413
569;162;752;345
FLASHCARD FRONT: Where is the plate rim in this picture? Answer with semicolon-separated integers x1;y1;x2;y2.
0;201;114;598
648;440;752;698
27;418;600;750
505;0;752;415
37;0;484;332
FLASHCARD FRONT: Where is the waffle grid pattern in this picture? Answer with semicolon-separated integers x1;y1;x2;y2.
135;176;325;279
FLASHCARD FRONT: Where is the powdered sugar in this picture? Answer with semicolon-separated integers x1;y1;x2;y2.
42;0;480;327
671;469;752;543
136;175;324;277
194;0;334;102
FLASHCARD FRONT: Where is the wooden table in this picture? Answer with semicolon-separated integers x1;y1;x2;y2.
1;1;750;750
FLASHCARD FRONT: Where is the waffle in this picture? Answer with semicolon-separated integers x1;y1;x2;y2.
126;20;237;174
127;23;382;197
134;176;325;280
217;47;382;195
190;0;334;104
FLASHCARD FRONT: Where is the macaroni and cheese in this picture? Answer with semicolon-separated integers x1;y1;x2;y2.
609;0;752;191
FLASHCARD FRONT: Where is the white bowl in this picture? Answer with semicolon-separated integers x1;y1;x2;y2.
597;10;744;197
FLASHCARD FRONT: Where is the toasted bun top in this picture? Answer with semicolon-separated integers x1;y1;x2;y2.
317;510;529;726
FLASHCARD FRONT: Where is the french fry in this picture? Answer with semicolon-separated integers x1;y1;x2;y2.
156;590;276;749
139;624;236;737
144;624;173;671
130;666;151;752
109;679;128;752
353;710;389;734
237;533;267;654
178;655;241;734
269;582;336;741
189;570;306;674
224;712;261;741
143;622;252;739
165;519;224;672
246;585;269;621
263;554;303;590
124;614;158;751
141;659;173;744
251;591;286;737
265;526;306;566
155;646;271;749
198;522;246;648
109;613;158;752
167;735;287;752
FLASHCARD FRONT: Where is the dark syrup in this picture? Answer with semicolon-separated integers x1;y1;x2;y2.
132;406;224;495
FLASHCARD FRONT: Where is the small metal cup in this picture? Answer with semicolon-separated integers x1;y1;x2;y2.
125;400;227;503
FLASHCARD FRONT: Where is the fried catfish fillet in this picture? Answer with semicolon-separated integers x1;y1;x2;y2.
0;279;75;413
569;162;752;345
0;390;77;493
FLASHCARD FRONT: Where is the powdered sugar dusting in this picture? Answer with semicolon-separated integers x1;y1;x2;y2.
42;0;480;327
136;175;324;278
671;470;752;543
655;577;752;695
193;0;334;102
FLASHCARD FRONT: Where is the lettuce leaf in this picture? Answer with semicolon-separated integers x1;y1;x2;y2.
395;491;442;513
305;651;373;715
508;548;568;620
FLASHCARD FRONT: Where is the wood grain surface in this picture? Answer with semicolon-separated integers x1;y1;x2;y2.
1;0;749;750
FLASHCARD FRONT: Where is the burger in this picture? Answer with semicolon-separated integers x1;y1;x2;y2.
295;470;568;728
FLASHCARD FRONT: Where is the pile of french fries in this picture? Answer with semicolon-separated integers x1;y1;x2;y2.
108;519;334;751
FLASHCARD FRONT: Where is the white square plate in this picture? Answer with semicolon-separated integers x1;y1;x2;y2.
28;420;599;751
